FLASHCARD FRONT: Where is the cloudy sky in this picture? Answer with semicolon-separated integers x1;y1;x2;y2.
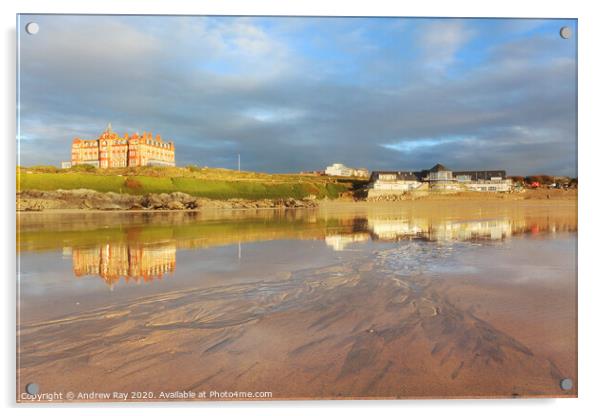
18;15;577;175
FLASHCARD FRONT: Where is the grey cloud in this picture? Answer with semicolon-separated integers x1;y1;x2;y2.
18;16;576;176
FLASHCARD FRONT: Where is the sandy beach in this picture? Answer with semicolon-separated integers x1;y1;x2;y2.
17;198;577;400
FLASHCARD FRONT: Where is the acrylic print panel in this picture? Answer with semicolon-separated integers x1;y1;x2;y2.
16;15;577;402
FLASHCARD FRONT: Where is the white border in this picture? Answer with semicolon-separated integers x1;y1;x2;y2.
2;1;601;415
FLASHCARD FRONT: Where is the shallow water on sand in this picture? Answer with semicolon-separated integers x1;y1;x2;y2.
17;202;577;400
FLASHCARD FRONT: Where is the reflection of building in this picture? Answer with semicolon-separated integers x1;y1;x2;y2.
428;219;513;241
325;163;369;178
325;233;371;251
368;218;428;240
366;217;515;242
72;241;176;288
323;216;517;250
66;124;175;168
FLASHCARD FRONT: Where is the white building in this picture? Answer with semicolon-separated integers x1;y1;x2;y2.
325;163;369;178
423;165;512;192
369;171;422;192
426;164;460;191
463;180;512;192
366;171;425;199
453;169;512;192
365;163;513;197
353;168;370;178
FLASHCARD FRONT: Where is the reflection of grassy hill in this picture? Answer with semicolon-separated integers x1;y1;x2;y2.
17;166;361;200
17;210;348;252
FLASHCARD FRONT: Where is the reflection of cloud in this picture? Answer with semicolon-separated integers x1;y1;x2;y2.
72;241;176;289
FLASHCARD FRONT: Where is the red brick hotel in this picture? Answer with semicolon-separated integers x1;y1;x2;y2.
64;124;175;168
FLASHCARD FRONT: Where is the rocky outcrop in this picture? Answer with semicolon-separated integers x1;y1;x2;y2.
366;193;422;202
140;192;197;210
17;189;136;211
17;189;319;212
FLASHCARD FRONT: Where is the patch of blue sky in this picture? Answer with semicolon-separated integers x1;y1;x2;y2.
243;107;305;123
382;135;472;153
197;60;239;76
198;17;427;83
446;18;576;79
181;137;238;150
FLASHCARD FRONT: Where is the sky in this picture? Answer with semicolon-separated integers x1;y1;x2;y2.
18;15;577;176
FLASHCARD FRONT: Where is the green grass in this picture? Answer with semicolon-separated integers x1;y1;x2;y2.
17;168;354;200
127;176;176;194
18;172;127;193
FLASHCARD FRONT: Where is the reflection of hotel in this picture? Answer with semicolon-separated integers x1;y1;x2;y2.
72;241;176;288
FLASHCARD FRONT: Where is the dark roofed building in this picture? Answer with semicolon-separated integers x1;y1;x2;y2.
367;163;512;196
369;171;419;183
429;163;450;172
453;170;506;182
426;163;453;182
368;171;423;194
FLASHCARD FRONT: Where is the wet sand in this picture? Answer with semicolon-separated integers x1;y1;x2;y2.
17;201;577;401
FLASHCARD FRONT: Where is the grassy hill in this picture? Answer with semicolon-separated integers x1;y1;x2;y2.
17;165;364;200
